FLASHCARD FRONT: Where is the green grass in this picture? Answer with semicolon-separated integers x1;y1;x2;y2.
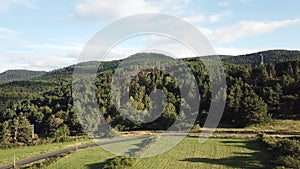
45;137;271;169
0;140;91;166
44;147;114;169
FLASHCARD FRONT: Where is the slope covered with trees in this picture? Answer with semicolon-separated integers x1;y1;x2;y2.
0;51;300;145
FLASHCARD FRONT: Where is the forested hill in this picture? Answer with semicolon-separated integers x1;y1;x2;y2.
0;70;46;84
2;50;300;143
220;50;300;66
1;50;300;83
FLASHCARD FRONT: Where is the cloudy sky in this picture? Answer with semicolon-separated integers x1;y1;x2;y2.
0;0;300;72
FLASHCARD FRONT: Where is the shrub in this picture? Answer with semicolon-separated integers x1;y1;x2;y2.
276;156;300;169
258;134;300;168
190;124;201;133
274;139;300;158
103;156;135;169
259;133;276;146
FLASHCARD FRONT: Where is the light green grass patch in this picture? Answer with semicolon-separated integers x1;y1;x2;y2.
0;140;91;166
45;138;271;169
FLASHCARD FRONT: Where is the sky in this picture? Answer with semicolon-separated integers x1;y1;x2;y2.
0;0;300;72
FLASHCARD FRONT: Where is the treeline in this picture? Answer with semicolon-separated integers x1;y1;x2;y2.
1;55;300;145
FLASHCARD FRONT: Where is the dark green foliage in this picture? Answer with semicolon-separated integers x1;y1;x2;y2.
260;134;300;168
238;85;270;127
103;156;135;169
273;139;300;159
1;51;300;145
220;50;300;66
0;80;57;112
0;121;11;143
13;113;33;143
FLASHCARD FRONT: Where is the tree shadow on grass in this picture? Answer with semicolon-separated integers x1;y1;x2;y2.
85;161;107;169
85;156;136;169
85;157;123;169
84;139;152;169
181;139;273;169
125;138;154;157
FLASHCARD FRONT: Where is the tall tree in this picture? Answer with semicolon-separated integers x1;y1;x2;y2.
13;113;32;143
0;121;12;143
237;85;270;127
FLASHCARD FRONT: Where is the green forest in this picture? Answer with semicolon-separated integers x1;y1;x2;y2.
0;50;300;145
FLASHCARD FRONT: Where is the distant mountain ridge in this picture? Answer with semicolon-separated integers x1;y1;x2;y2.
0;70;46;84
1;50;300;83
220;50;300;66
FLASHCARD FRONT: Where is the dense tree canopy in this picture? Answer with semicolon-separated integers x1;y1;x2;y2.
1;52;300;144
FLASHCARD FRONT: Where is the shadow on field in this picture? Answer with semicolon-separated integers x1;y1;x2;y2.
85;162;106;169
84;139;153;168
125;138;153;156
85;157;117;169
181;140;272;169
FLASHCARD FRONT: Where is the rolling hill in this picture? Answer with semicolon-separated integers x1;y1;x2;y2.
0;70;46;84
220;50;300;66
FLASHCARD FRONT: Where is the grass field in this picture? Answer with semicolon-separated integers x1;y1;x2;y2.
0;140;91;166
45;137;271;169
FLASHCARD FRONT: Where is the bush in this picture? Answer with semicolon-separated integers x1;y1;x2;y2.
258;134;300;168
103;156;135;169
259;133;276;146
276;156;300;169
190;124;201;133
274;139;300;158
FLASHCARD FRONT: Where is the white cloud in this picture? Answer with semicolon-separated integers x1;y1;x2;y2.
235;0;252;3
218;0;252;7
0;27;18;40
74;0;190;21
23;42;83;61
25;43;82;52
75;0;158;20
0;0;36;11
0;27;16;33
200;18;300;43
208;11;232;23
135;35;198;58
215;47;262;55
0;50;78;72
218;1;230;7
182;11;232;24
0;41;84;72
183;15;206;24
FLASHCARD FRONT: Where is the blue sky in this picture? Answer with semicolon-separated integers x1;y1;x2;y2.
0;0;300;72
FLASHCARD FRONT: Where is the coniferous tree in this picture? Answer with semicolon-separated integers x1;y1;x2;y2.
238;85;270;127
